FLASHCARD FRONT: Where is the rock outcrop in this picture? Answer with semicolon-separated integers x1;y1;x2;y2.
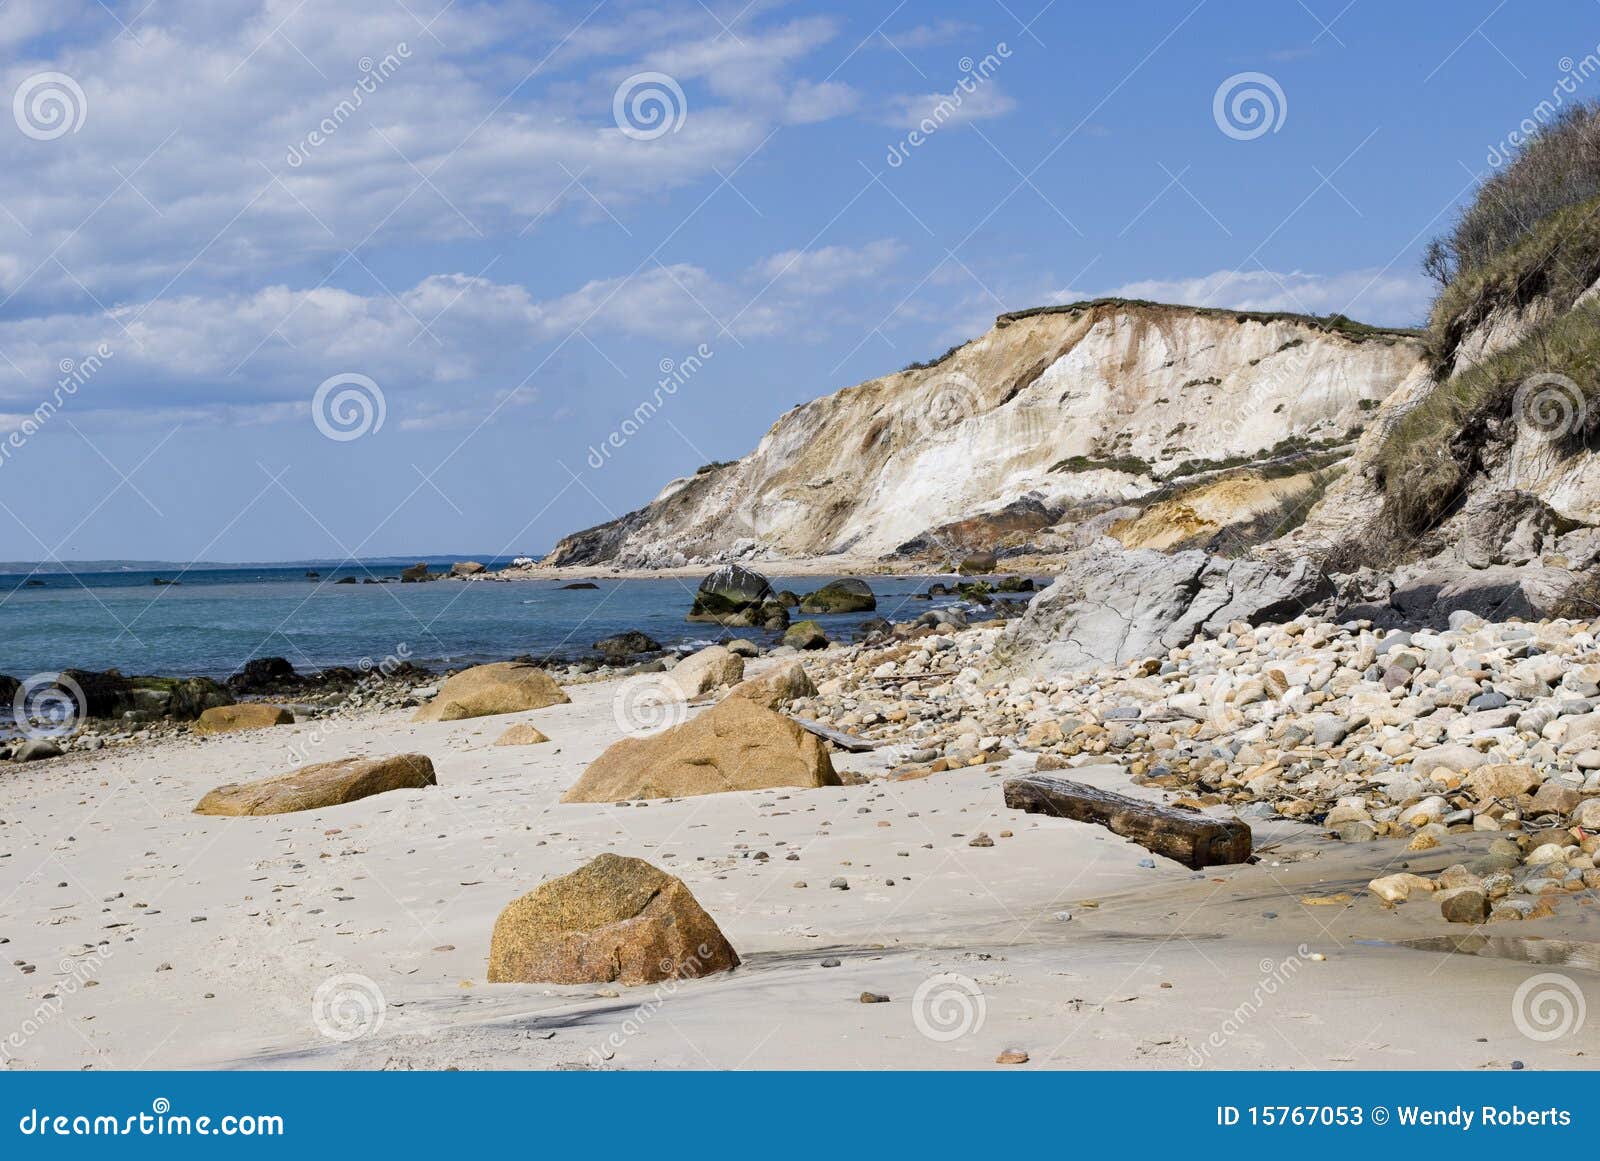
999;537;1334;673
562;697;838;802
487;854;739;985
413;662;570;722
545;300;1421;566
686;565;789;628
725;659;816;709
194;753;436;815
798;579;876;614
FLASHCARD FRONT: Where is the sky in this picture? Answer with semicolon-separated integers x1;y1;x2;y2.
0;0;1592;562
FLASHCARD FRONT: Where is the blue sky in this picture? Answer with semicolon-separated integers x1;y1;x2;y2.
0;0;1592;561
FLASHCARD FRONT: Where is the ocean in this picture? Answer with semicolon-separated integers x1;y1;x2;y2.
0;559;951;682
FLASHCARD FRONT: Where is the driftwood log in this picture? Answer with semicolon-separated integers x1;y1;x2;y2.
1003;774;1252;869
787;716;876;753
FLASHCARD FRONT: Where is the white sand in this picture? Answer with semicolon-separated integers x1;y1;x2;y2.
2;670;1596;1071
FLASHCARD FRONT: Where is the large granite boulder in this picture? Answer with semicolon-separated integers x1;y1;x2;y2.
1369;564;1583;629
782;620;828;650
193;703;293;734
667;645;744;699
487;854;739;985
798;578;876;614
725;659;816;709
562;697;838;802
687;565;788;628
194;753;436;815
413;662;570;722
999;538;1334;673
450;561;486;576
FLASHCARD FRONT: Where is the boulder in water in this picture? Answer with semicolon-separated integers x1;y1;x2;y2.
487;854;739;985
798;578;876;614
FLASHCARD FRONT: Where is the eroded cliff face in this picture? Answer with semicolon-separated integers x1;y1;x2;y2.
546;300;1423;566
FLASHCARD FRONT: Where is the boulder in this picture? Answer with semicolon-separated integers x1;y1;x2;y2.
798;579;876;614
487;854;739;985
194;753;436;815
725;659;816;709
958;550;997;575
782;620;828;650
450;560;486;576
1376;565;1581;629
12;739;63;762
687;565;775;624
999;538;1334;673
193;703;293;734
1467;763;1541;805
226;657;299;695
1436;885;1489;924
562;697;838;802
667;645;745;698
1368;872;1437;903
413;662;570;722
494;723;550;746
400;562;430;582
594;630;662;659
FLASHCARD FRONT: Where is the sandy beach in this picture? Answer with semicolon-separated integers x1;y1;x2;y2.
3;653;1594;1072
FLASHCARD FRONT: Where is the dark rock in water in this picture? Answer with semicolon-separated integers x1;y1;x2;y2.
782;620;828;650
958;550;997;575
334;576;357;584
451;561;486;576
400;562;430;583
799;578;876;614
23;579;43;587
227;657;299;695
775;590;800;607
957;581;993;604
996;575;1035;593
594;630;662;658
927;583;953;596
0;674;17;705
562;581;599;590
305;570;320;579
689;565;787;628
58;670;232;721
151;577;177;586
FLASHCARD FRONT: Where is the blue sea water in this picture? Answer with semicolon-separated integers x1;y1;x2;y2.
0;559;950;681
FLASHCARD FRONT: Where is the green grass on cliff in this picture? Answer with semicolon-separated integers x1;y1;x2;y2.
995;298;1422;342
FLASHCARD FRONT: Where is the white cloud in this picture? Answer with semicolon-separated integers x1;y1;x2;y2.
884;82;1015;130
1058;268;1434;328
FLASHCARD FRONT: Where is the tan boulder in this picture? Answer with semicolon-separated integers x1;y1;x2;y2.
563;697;838;803
667;645;745;699
1467;763;1541;805
724;659;815;710
1367;872;1436;903
494;722;550;746
487;854;739;985
194;753;435;815
413;662;569;722
193;703;293;734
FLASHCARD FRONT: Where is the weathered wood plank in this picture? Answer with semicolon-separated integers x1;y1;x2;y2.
1003;774;1252;869
787;716;876;752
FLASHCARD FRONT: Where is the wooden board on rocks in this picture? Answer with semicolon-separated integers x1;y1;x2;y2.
1003;773;1252;869
787;715;875;752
